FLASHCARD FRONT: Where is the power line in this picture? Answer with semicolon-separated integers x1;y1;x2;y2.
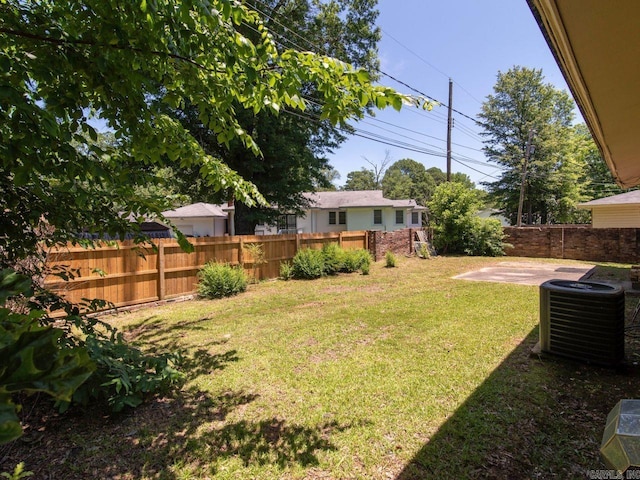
381;28;450;80
246;2;500;178
381;28;484;106
249;0;482;125
283;105;502;178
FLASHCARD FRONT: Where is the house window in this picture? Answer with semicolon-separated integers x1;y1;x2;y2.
277;214;297;233
395;210;404;224
329;211;337;225
339;211;346;225
373;209;382;225
412;211;419;224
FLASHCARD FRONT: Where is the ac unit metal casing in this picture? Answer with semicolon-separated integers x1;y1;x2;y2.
539;279;625;367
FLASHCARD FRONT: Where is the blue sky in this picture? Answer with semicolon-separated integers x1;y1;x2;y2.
326;0;578;188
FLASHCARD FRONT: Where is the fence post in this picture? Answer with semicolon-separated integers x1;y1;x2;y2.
409;228;413;255
338;231;343;247
239;236;244;266
295;233;300;253
157;241;165;300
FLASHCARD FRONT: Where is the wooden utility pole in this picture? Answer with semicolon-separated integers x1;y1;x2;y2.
446;79;453;181
516;129;536;227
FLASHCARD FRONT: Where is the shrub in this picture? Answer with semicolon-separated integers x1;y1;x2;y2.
69;331;184;412
292;248;325;279
342;249;372;274
322;243;345;275
279;261;294;280
361;261;371;275
428;182;483;254
385;250;397;268
197;262;248;299
464;217;510;257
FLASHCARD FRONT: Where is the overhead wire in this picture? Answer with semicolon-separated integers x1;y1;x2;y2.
380;27;485;106
250;0;482;124
246;0;500;178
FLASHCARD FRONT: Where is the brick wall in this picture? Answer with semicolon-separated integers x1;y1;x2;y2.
503;226;640;264
368;228;419;261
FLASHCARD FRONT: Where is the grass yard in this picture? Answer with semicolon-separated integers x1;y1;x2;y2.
3;255;640;479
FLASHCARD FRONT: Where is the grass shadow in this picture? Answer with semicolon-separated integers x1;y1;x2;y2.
1;334;355;479
120;315;216;345
3;387;358;479
395;328;640;479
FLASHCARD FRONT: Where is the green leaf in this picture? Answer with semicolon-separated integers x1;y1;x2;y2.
0;395;22;445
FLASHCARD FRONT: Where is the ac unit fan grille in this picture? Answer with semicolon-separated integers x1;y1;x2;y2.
540;281;625;366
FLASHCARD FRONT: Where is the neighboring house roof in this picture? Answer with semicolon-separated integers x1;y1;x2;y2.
163;202;228;218
578;190;640;208
304;190;427;210
527;0;640;188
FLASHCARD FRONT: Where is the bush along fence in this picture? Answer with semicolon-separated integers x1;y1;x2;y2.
44;231;370;311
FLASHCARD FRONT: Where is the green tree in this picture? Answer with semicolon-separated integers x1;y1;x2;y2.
428;182;507;256
163;0;387;233
382;158;435;206
479;66;576;225
2;0;419;258
343;168;378;190
426;166;447;186
576;124;629;200
1;0;426;441
450;172;475;189
428;182;483;254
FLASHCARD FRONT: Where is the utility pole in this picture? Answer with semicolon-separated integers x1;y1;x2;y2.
516;128;536;227
446;79;453;181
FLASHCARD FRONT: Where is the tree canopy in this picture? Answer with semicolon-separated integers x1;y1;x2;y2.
381;158;435;207
159;0;388;233
344;168;378;190
1;0;427;259
478;66;588;225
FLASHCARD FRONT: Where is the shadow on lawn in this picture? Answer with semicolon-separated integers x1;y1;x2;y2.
19;386;356;479
3;331;355;479
121;314;217;345
395;327;640;479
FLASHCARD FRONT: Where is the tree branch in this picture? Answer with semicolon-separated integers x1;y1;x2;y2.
0;27;223;73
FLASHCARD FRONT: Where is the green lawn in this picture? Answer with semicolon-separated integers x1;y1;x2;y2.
5;256;639;479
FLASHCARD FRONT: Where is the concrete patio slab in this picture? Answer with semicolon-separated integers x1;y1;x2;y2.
454;261;596;286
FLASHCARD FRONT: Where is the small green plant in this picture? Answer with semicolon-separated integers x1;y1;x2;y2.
419;242;431;259
1;462;33;479
243;243;267;283
292;248;325;279
361;261;371;275
322;243;345;275
197;262;248;299
385;250;397;268
279;261;294;280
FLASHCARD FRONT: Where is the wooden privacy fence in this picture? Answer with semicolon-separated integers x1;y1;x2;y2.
44;231;368;310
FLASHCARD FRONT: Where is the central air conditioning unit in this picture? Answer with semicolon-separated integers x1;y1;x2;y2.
539;280;625;367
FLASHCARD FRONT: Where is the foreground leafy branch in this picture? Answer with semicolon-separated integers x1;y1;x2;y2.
0;270;94;444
